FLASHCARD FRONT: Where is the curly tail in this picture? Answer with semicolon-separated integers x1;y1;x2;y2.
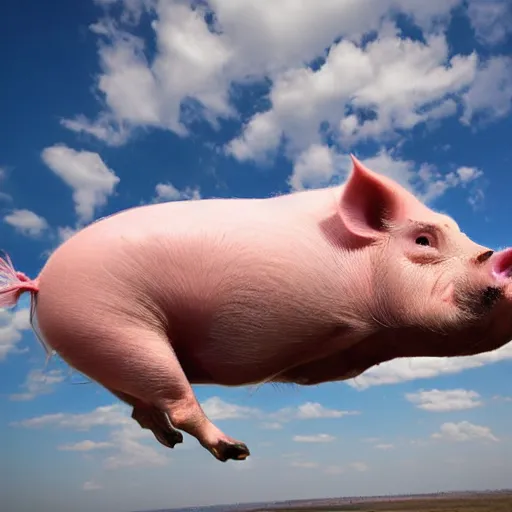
0;251;54;359
0;251;39;307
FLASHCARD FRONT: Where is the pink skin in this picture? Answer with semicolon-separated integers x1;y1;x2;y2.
2;155;512;462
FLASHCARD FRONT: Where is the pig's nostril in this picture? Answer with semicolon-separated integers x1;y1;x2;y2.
492;248;512;279
476;250;494;264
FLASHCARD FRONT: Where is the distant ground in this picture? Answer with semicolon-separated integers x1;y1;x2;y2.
150;490;512;512
245;490;512;512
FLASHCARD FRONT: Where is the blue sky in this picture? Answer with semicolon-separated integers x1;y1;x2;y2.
2;0;512;511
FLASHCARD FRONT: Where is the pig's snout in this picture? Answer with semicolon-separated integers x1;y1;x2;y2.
491;248;512;281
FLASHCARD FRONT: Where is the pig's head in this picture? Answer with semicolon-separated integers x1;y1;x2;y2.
335;155;512;358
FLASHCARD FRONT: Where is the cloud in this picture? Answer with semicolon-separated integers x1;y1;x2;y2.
293;434;336;443
260;422;283;430
153;182;201;203
375;443;394;450
3;209;49;237
293;402;360;420
431;421;499;442
12;404;131;429
57;226;80;243
83;480;103;491
467;0;512;46
199;397;359;428
289;145;348;192
287;145;484;205
227;31;476;162
103;423;168;469
200;396;261;421
13;403;168;470
347;342;512;389
9;369;65;401
63;0;496;161
461;56;512;126
41;144;120;224
0;307;31;362
290;461;319;469
58;440;114;452
350;462;369;472
405;389;483;412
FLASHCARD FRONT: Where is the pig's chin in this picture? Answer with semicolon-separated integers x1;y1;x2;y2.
452;278;505;321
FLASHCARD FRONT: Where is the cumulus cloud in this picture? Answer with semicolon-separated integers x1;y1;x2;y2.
228;32;476;161
467;0;512;46
9;369;65;401
153;182;201;203
3;209;49;237
13;403;168;470
199;397;359;427
347;342;512;389
375;443;394;450
56;0;502;216
41;144;120;224
59;440;114;452
83;480;103;491
293;434;336;443
461;56;512;126
201;396;261;421
0;307;31;362
431;421;499;443
405;389;483;412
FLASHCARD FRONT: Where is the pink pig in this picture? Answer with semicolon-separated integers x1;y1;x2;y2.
2;155;512;462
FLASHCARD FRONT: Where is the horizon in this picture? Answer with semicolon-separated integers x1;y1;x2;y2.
2;1;512;512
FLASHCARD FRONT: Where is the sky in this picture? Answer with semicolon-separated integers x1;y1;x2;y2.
1;0;512;511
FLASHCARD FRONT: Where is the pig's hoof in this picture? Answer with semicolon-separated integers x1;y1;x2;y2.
211;441;250;462
153;428;184;449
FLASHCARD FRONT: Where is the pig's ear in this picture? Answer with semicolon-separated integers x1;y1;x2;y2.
338;155;406;243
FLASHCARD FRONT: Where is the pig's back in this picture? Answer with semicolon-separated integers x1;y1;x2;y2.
35;191;351;384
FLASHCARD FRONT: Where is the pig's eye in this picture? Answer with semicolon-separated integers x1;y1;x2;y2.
415;236;431;247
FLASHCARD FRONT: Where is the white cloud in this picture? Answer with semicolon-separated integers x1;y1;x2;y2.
83;480;103;491
293;434;336;443
348;342;512;389
289;145;347;192
200;396;260;421
103;423;168;469
227;32;476;162
461;56;512;125
290;461;319;469
3;209;49;237
153;182;201;202
13;403;168;470
63;0;495;163
259;422;283;430
431;421;499;443
324;465;345;475
9;369;65;401
375;444;394;450
467;0;512;46
294;402;360;420
350;461;369;472
59;440;114;452
0;307;31;362
57;226;80;243
41;144;120;224
12;404;131;430
405;389;483;412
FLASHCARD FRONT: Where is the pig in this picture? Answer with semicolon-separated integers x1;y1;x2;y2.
2;155;512;463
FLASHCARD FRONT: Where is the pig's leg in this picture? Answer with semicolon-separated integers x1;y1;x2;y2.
93;326;250;462
107;388;184;449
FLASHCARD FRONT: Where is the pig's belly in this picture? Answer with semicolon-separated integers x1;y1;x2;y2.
34;206;348;386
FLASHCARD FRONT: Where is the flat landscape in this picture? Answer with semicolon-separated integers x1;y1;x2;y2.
245;491;512;512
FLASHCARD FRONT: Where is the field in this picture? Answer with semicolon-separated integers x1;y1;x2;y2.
247;492;512;512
